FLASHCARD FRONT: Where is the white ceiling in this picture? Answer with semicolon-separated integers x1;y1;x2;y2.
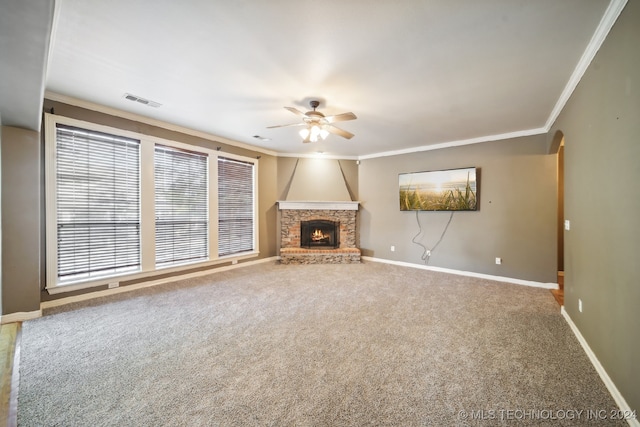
5;0;627;158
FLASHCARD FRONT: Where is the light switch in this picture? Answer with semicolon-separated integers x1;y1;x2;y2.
564;220;571;231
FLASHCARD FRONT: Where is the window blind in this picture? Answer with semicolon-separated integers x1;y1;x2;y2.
218;157;255;256
155;145;209;267
55;125;141;281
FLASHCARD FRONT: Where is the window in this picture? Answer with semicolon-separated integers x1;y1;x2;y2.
154;145;208;267
218;157;255;256
46;114;259;292
55;125;141;282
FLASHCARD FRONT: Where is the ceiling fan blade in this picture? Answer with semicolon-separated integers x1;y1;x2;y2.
284;106;307;117
323;112;357;124
326;124;354;139
266;122;305;129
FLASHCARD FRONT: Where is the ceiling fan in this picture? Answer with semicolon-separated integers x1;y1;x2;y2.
267;100;357;143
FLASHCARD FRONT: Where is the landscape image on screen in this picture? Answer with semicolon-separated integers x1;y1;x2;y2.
399;167;477;211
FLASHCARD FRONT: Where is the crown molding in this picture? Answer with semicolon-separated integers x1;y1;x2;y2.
358;0;628;161
358;127;547;160
45;91;279;157
544;0;628;130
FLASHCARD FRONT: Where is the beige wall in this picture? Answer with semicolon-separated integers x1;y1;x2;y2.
276;157;359;202
549;0;639;411
258;154;279;258
1;126;41;314
0;115;2;313
358;135;557;283
283;158;353;202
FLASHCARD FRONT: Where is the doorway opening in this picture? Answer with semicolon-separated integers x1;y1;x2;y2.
551;131;565;306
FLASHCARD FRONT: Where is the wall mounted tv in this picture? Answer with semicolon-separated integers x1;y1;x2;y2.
399;167;478;211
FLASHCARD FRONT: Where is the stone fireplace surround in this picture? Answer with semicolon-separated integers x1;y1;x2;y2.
278;201;360;264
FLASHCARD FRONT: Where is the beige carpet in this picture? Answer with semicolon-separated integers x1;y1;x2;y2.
18;262;625;426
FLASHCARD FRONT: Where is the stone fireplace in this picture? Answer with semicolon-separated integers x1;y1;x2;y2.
278;158;360;264
278;201;360;264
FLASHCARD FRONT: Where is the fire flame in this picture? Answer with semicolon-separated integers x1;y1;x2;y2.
311;229;327;241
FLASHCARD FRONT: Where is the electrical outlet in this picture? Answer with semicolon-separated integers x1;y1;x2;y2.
426;250;431;257
108;282;119;289
391;245;395;252
495;257;502;265
578;299;583;313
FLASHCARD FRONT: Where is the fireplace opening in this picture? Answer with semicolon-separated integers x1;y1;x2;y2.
300;220;339;249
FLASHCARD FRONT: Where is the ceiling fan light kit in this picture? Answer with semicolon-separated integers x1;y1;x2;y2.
299;125;330;143
268;100;357;143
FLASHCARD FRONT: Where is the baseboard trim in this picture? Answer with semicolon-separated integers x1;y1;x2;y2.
0;310;43;324
561;307;638;427
41;256;279;310
362;256;558;290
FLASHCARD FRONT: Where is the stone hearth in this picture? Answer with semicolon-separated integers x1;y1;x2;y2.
278;201;360;264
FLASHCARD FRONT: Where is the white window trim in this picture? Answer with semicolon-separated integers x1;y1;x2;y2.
44;113;259;294
217;156;258;257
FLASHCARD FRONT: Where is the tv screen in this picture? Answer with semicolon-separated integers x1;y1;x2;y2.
399;167;478;211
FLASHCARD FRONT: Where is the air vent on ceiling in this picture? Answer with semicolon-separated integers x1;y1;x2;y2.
123;93;162;108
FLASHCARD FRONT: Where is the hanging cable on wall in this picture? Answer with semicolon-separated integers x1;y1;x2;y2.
411;210;454;264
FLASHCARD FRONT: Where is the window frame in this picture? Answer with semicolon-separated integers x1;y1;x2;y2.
45;114;259;294
154;144;210;268
217;156;257;257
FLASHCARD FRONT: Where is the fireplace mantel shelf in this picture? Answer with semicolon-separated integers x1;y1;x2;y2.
278;201;360;211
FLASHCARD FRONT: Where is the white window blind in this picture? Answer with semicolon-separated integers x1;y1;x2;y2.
55;125;141;282
218;157;255;256
155;145;209;267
